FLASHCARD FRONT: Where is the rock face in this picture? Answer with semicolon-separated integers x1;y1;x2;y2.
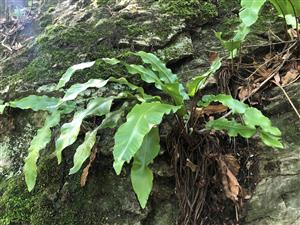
245;83;300;225
0;0;299;225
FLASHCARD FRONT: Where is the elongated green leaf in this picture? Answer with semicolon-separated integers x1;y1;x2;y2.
232;23;251;42
210;57;223;73
216;25;250;58
131;127;160;208
212;94;248;114
239;0;266;26
59;101;76;114
206;117;283;148
56;61;95;90
126;64;163;89
269;0;299;28
270;0;300;18
60;75;154;105
199;94;282;148
62;79;109;102
187;57;222;96
55;97;113;163
163;83;189;106
69;107;125;175
127;64;188;105
24;111;61;191
113;102;179;174
243;107;281;136
224;40;241;52
199;94;248;114
215;32;242;52
187;73;207;97
284;14;298;28
69;129;97;175
260;131;284;148
217;33;242;58
206;118;256;138
127;53;188;105
9;95;60;112
216;0;264;58
102;58;120;65
99;104;126;129
109;77;139;91
109;77;157;102
202;96;283;148
135;51;177;83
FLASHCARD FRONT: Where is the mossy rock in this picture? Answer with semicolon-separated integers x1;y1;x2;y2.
0;177;35;225
158;0;217;23
5;1;295;225
0;150;177;225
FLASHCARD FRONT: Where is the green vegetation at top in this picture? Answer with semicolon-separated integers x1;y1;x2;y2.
216;0;300;58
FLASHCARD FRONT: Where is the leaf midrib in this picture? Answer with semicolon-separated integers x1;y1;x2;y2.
116;104;159;162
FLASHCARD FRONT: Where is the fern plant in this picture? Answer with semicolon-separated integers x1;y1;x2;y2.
0;51;283;208
217;0;299;58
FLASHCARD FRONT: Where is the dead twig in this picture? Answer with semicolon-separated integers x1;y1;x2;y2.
243;40;295;49
1;34;12;51
282;74;300;87
272;81;300;119
221;42;297;119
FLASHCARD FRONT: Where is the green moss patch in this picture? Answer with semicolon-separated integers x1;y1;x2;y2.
0;177;34;225
159;0;217;23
